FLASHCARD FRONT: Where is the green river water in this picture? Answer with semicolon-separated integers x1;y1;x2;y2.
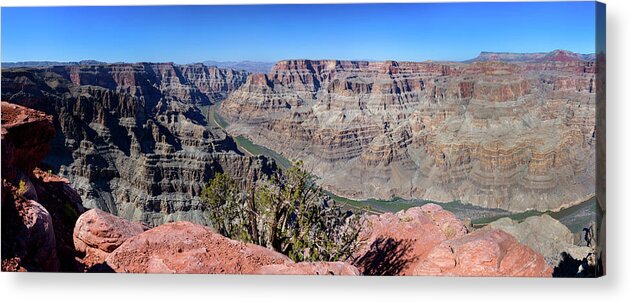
200;103;598;233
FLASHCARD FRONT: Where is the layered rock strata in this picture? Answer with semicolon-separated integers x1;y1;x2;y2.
1;64;274;226
0;103;561;276
220;50;597;211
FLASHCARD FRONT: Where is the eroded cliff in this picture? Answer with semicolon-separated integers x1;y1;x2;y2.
220;51;597;212
1;63;274;226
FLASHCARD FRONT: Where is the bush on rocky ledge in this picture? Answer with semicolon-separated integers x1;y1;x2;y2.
201;161;362;263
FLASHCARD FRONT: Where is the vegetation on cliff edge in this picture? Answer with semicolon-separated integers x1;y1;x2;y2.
201;161;363;262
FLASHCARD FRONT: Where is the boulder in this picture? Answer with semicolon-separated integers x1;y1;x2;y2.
354;204;551;276
414;229;552;277
353;204;468;275
74;209;147;267
105;221;291;274
1;187;59;272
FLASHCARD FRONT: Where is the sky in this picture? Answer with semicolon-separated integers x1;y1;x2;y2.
1;2;598;63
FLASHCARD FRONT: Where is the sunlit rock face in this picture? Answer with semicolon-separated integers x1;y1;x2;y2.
220;51;597;212
1;63;276;227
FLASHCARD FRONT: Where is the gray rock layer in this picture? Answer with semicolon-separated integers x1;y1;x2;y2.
2;63;275;227
220;56;598;212
484;214;591;267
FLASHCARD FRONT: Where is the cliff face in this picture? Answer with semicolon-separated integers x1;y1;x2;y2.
220;51;597;212
0;102;564;276
1;102;85;272
1;63;273;227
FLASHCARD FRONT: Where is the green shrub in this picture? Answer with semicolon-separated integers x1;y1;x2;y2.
201;161;362;262
16;180;29;197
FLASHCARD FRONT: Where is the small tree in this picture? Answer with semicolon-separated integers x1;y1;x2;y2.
201;162;363;262
200;172;250;242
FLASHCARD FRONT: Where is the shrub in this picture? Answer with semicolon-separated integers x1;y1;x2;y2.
201;161;363;262
16;180;29;197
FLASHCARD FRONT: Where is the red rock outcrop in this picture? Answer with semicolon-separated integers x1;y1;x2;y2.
73;209;148;267
353;204;468;275
353;204;551;276
1;181;59;272
71;211;361;275
1;102;55;180
104;221;291;274
1;102;85;272
414;229;552;276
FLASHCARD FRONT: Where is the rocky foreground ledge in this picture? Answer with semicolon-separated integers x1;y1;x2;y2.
2;101;553;276
71;205;551;276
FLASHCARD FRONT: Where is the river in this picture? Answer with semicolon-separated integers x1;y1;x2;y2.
199;102;598;233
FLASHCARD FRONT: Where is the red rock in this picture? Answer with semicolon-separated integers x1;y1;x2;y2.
413;229;552;277
105;221;291;274
354;204;550;276
74;209;147;267
1;102;85;272
257;262;360;276
353;204;467;275
1;102;55;181
1;183;60;272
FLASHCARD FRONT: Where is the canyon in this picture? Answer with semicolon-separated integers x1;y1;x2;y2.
220;50;597;212
1;50;597;228
1;63;276;227
2;101;566;276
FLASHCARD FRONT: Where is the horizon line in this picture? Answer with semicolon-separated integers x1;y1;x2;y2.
1;48;598;66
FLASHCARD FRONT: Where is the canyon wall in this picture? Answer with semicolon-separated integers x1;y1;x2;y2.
1;63;274;226
220;51;597;212
0;103;575;276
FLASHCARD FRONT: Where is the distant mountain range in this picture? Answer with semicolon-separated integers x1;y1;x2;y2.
199;60;275;73
1;60;107;68
2;60;276;74
2;50;596;71
465;49;596;63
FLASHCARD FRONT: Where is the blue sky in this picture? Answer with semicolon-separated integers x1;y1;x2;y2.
1;2;597;63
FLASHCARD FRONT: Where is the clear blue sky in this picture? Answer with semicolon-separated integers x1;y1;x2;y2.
1;2;597;63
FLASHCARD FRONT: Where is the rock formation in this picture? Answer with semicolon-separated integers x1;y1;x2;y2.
72;203;548;276
484;215;593;273
73;208;148;267
413;229;552;276
0;103;563;276
1;102;85;272
467;49;595;63
73;214;360;275
353;203;551;276
103;221;292;274
1;63;276;227
220;50;597;212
